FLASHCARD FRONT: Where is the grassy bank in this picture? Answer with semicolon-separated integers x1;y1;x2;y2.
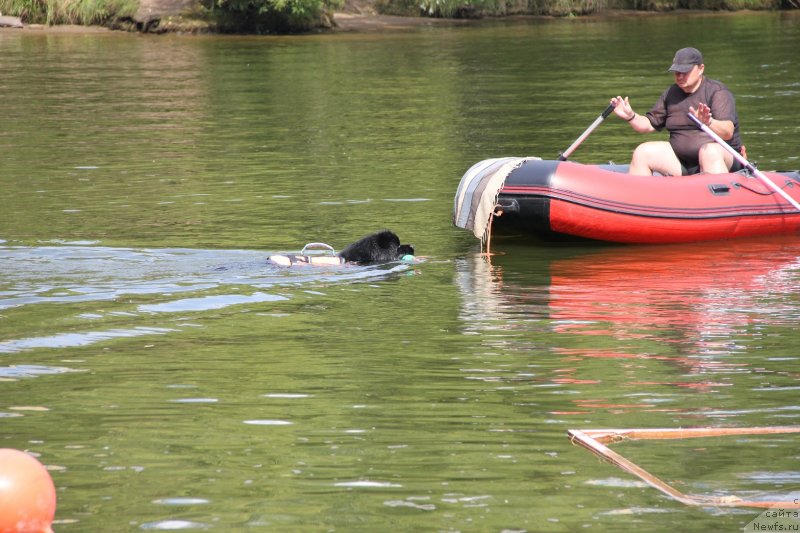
379;0;798;19
0;0;344;30
0;0;796;32
0;0;138;25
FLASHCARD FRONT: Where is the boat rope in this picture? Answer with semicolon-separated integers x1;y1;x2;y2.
736;180;795;196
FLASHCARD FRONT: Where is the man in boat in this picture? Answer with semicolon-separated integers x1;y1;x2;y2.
610;47;744;176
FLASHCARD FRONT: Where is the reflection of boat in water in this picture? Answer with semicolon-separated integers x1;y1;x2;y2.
544;238;800;337
458;237;800;331
476;236;800;336
456;237;800;386
454;158;800;244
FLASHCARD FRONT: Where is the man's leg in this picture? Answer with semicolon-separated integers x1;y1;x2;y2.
698;143;734;174
629;141;682;176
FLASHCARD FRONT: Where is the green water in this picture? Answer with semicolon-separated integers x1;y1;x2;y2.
2;11;800;532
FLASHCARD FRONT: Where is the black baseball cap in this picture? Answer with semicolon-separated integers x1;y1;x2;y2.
668;47;703;73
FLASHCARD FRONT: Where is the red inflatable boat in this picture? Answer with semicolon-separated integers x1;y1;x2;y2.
454;157;800;244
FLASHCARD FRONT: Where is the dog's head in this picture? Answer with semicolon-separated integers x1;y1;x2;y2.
339;230;415;265
398;244;414;257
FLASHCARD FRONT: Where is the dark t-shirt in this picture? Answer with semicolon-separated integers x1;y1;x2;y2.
645;77;742;167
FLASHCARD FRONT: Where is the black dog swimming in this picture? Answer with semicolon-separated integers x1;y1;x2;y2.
269;230;414;267
339;230;414;265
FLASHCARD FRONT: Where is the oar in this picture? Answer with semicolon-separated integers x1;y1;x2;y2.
688;112;800;211
558;103;615;161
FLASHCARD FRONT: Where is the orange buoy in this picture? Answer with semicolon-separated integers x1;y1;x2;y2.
0;449;56;533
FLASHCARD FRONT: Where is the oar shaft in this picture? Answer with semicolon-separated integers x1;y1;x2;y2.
688;113;800;212
558;104;615;161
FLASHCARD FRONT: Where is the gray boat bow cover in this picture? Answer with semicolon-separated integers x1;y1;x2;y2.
453;157;539;242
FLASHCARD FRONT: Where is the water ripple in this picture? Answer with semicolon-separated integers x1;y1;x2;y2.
0;365;77;379
0;327;176;354
140;520;210;530
138;292;288;313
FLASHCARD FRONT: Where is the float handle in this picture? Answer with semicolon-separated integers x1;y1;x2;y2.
301;242;337;256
